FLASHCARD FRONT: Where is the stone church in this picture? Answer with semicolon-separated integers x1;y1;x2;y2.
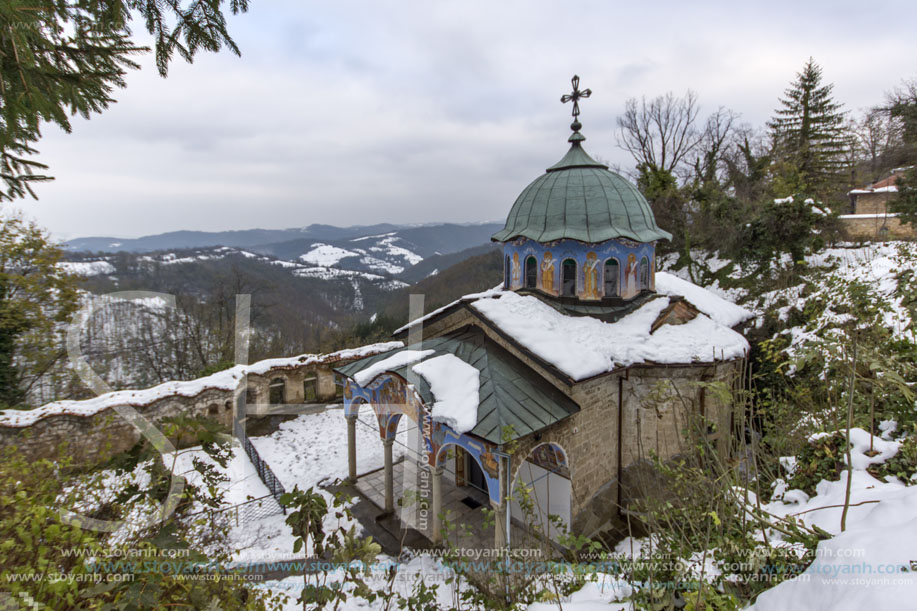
336;77;750;548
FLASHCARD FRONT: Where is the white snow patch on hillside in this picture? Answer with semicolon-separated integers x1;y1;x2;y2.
270;259;301;269
159;253;223;265
759;243;916;357
299;243;360;266
350;232;397;242
60;260;116;276
292;265;381;281
413;355;480;433
359;254;406;275
374;236;423;265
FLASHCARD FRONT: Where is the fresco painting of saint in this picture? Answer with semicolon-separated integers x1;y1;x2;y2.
541;252;555;293
583;251;600;300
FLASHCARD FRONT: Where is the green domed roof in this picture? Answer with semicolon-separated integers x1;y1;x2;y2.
492;137;672;244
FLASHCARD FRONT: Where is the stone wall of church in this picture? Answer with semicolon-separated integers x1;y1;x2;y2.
506;361;740;539
417;308;744;540
569;361;741;538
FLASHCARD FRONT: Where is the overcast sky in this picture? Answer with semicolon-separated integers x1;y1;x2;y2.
20;0;917;240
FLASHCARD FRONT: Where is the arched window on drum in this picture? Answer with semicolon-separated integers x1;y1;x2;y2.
562;259;577;297
604;258;619;297
639;256;649;290
525;256;537;289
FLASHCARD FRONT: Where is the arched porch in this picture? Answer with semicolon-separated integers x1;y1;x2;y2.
342;374;515;549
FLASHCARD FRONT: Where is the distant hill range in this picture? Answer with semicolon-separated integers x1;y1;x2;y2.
65;222;501;255
62;223;505;351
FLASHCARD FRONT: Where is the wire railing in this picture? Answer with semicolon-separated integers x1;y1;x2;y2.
240;434;287;514
188;494;284;526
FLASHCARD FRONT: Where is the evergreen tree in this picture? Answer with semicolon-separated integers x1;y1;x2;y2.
891;169;917;228
0;0;249;201
768;58;851;198
888;78;917;154
0;216;78;407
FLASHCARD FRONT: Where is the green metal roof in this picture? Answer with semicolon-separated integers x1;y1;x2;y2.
492;139;672;244
335;326;579;444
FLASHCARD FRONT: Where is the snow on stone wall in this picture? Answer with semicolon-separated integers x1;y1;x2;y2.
0;342;401;464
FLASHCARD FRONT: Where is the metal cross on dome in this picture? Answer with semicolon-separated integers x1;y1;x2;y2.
560;75;591;118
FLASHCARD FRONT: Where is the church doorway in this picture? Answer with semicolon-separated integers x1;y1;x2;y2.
466;453;487;494
454;447;488;496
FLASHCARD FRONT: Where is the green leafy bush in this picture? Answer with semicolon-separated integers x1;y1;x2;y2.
786;433;847;496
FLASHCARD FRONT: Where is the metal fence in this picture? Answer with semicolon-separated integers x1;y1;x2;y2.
189;494;284;526
240;435;287;514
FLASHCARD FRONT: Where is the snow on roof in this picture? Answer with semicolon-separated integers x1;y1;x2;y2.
353;349;433;386
471;290;749;381
848;185;899;195
392;274;751;382
412;354;480;434
838;213;900;219
0;342;403;428
655;272;753;328
393;285;504;335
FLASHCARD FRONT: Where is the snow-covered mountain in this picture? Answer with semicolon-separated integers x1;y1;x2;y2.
63;223;504;305
64;222;503;261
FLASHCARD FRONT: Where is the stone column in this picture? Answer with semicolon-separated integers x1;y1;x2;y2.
346;415;357;482
431;465;444;544
284;371;305;405
383;437;395;514
250;379;270;415
316;368;337;402
493;453;509;549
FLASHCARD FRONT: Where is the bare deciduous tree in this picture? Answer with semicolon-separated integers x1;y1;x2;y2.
693;107;741;184
852;109;899;183
616;91;703;177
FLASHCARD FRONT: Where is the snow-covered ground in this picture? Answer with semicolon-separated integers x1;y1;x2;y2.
213;405;404;562
64;388;917;609
530;427;917;610
748;428;917;611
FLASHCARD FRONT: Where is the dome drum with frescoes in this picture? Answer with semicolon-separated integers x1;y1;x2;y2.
494;76;670;302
